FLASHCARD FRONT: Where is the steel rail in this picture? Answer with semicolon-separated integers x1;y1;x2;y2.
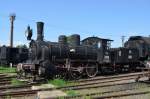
73;71;149;83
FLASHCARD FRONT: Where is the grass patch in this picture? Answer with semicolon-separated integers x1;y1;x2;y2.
48;78;68;87
84;96;92;99
5;95;11;99
0;66;16;73
48;79;79;97
11;78;27;86
47;78;77;87
66;90;78;96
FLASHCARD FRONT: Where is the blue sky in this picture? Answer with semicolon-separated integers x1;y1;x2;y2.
0;0;150;47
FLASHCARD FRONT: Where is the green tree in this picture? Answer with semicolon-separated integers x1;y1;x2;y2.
16;44;28;48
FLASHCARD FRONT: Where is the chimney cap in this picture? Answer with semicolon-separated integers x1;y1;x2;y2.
37;21;44;24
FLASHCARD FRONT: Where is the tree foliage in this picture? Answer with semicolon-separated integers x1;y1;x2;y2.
16;44;28;48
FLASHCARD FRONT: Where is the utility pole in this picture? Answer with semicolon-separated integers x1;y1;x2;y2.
9;13;16;48
121;36;125;47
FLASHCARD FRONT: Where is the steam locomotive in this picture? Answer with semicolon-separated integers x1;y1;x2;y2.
0;46;28;66
17;22;150;79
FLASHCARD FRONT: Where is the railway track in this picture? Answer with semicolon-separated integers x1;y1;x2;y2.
93;91;150;99
0;73;16;80
0;71;149;98
0;72;141;90
0;72;136;91
0;73;148;96
0;81;47;92
0;74;16;86
74;71;149;83
0;78;15;84
0;81;11;85
0;81;149;98
0;77;135;91
0;75;15;79
0;81;136;94
63;89;150;99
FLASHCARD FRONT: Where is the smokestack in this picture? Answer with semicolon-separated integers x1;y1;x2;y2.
37;22;44;41
9;14;16;47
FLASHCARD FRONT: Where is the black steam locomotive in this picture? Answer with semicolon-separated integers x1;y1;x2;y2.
0;46;28;66
17;22;150;79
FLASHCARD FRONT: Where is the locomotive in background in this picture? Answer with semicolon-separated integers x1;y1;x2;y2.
17;21;150;79
0;46;28;66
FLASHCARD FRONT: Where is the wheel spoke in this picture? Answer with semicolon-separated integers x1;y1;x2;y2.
70;66;83;80
86;63;98;78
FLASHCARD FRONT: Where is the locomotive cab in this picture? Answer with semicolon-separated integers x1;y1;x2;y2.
82;37;113;64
